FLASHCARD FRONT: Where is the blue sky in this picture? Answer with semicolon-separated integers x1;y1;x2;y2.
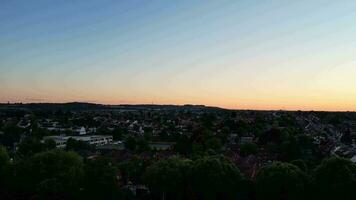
1;0;356;110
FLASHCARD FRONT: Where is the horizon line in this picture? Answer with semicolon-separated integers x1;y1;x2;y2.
1;101;356;113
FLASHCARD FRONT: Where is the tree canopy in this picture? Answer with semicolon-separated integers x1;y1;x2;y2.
16;150;84;199
143;156;192;200
189;155;243;200
255;162;308;200
84;158;118;200
313;157;356;200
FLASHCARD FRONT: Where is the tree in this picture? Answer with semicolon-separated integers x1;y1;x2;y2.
200;113;216;129
0;124;22;147
290;159;308;172
259;128;284;145
205;137;222;152
240;142;259;156
120;155;147;184
0;145;10;169
280;136;299;161
255;162;308;200
189;155;243;200
0;145;10;188
66;138;92;152
124;136;137;151
174;135;192;155
112;127;125;140
136;138;151;153
16;150;84;199
341;130;352;145
313;157;356;200
218;127;230;144
17;137;47;157
143;156;192;200
44;139;57;150
191;143;204;158
84;157;118;199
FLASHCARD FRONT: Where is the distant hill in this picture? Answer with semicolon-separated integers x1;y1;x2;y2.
0;102;225;111
0;102;105;110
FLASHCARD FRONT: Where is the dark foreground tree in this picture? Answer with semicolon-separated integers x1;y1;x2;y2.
66;138;92;152
15;150;84;200
120;155;148;185
189;155;244;200
256;162;308;200
0;145;10;171
0;146;11;196
240;142;259;156
313;157;356;200
143;156;192;200
17;137;54;157
83;157;119;200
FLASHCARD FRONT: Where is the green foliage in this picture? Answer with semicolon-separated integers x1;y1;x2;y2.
205;137;222;152
290;159;308;172
31;127;51;139
240;142;259;156
124;136;137;151
256;162;308;200
120;155;147;184
0;124;22;147
191;143;204;158
0;145;10;185
313;157;356;200
84;157;118;199
136;138;151;153
143;156;192;200
174;135;192;155
0;145;10;168
200;113;216;129
219;127;230;144
112;127;126;140
189;155;243;200
17;137;55;157
15;150;84;199
280;134;318;161
66;138;92;152
44;139;57;149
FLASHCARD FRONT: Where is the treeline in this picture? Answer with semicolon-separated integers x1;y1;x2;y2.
0;145;355;200
0;146;120;200
141;155;356;200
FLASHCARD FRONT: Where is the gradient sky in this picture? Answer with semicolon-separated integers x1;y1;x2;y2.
1;0;356;111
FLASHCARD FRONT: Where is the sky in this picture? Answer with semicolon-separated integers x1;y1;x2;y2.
1;0;356;111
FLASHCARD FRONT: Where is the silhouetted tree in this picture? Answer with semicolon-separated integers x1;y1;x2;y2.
313;157;356;200
205;137;222;152
143;156;192;200
256;162;308;200
136;138;151;153
120;155;147;184
66;138;92;152
189;155;243;200
15;150;84;199
124;136;137;151
17;137;51;157
240;142;259;156
84;157;118;199
290;159;308;172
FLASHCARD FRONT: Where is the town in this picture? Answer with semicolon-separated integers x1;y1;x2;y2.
0;102;355;200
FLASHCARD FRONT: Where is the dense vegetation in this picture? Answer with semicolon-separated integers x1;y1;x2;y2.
0;145;355;200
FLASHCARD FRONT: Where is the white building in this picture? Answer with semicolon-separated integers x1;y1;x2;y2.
43;135;113;148
73;127;86;135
